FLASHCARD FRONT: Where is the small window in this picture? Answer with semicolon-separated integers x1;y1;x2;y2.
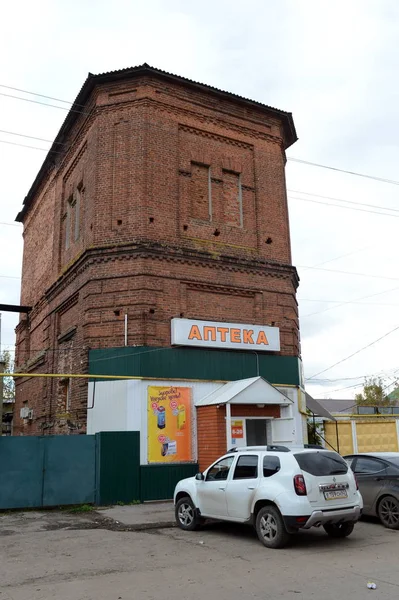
206;456;234;481
233;455;258;479
354;457;387;474
294;451;348;476
263;455;281;477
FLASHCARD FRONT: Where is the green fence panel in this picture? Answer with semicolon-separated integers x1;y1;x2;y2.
96;431;140;505
140;463;199;501
0;437;44;509
42;436;96;507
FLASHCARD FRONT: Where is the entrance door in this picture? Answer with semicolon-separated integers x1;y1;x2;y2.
245;419;268;446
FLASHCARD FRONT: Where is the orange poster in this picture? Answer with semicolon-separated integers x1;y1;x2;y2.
147;386;192;463
231;420;244;439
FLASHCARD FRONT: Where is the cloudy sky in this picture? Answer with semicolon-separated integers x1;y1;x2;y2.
1;0;399;399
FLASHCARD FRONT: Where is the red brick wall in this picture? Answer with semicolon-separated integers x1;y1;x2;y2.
14;70;299;435
196;403;280;471
197;405;227;471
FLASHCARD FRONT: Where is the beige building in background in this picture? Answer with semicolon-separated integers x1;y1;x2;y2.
316;399;399;455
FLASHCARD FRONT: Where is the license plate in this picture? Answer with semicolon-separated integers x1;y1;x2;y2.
324;490;348;500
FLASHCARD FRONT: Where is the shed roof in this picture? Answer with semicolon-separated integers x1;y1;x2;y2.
305;393;336;421
195;376;293;407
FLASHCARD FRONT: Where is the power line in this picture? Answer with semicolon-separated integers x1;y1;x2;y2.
287;157;399;186
307;367;399;383
300;284;399;319
0;129;58;144
300;300;399;308
300;246;371;272
288;195;399;219
297;265;399;283
288;189;399;214
2;83;399;188
308;324;399;380
0;221;20;227
309;370;399;396
0;83;77;105
3;262;399;285
0;138;64;154
2;139;399;216
0;91;91;117
1;125;399;217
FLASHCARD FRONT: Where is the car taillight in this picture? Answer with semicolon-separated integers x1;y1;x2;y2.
354;473;359;490
294;474;307;496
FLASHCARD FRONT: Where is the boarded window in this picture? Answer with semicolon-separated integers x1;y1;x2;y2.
223;170;242;227
190;163;211;220
74;188;81;241
65;197;73;250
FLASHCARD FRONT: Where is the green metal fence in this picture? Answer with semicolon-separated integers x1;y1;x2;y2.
0;435;96;510
96;431;141;505
140;464;199;501
0;432;198;509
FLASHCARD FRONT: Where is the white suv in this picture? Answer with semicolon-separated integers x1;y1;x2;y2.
174;445;363;548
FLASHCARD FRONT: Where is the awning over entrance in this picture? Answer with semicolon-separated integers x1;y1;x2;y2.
195;376;293;407
305;393;336;421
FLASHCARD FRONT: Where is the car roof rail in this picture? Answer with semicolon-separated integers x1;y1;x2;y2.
303;444;324;449
266;445;291;452
228;445;291;453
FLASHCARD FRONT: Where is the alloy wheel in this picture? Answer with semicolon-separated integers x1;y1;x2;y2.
178;502;194;527
379;497;399;528
260;513;278;541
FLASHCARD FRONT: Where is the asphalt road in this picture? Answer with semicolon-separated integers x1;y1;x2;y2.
0;511;398;599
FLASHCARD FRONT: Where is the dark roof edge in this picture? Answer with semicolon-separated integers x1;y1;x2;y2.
16;63;297;223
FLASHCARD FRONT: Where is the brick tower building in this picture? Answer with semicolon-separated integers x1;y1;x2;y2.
14;64;302;445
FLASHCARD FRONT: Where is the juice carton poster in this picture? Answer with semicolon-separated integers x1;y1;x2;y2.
147;386;192;463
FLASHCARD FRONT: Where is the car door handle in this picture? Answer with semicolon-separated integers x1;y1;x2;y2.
219;487;226;491
375;477;384;481
248;486;255;490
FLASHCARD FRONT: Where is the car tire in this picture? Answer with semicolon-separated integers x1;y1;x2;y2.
255;506;291;549
378;496;399;530
323;522;355;538
175;496;201;531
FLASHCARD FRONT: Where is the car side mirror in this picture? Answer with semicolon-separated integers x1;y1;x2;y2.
195;472;204;481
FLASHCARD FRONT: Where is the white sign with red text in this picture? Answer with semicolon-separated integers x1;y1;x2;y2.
171;318;280;352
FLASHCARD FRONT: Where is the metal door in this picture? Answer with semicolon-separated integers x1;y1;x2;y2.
42;436;96;506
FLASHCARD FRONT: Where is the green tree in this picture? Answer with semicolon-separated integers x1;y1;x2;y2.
355;377;395;407
307;419;323;446
1;350;15;400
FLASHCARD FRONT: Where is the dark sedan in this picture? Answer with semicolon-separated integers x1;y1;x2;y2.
344;452;399;529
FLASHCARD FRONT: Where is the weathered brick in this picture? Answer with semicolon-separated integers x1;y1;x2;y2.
14;66;299;436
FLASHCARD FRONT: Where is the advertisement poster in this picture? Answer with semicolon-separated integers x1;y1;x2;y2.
147;386;192;463
231;420;244;440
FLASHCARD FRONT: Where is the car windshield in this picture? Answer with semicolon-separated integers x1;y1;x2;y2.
294;451;348;476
